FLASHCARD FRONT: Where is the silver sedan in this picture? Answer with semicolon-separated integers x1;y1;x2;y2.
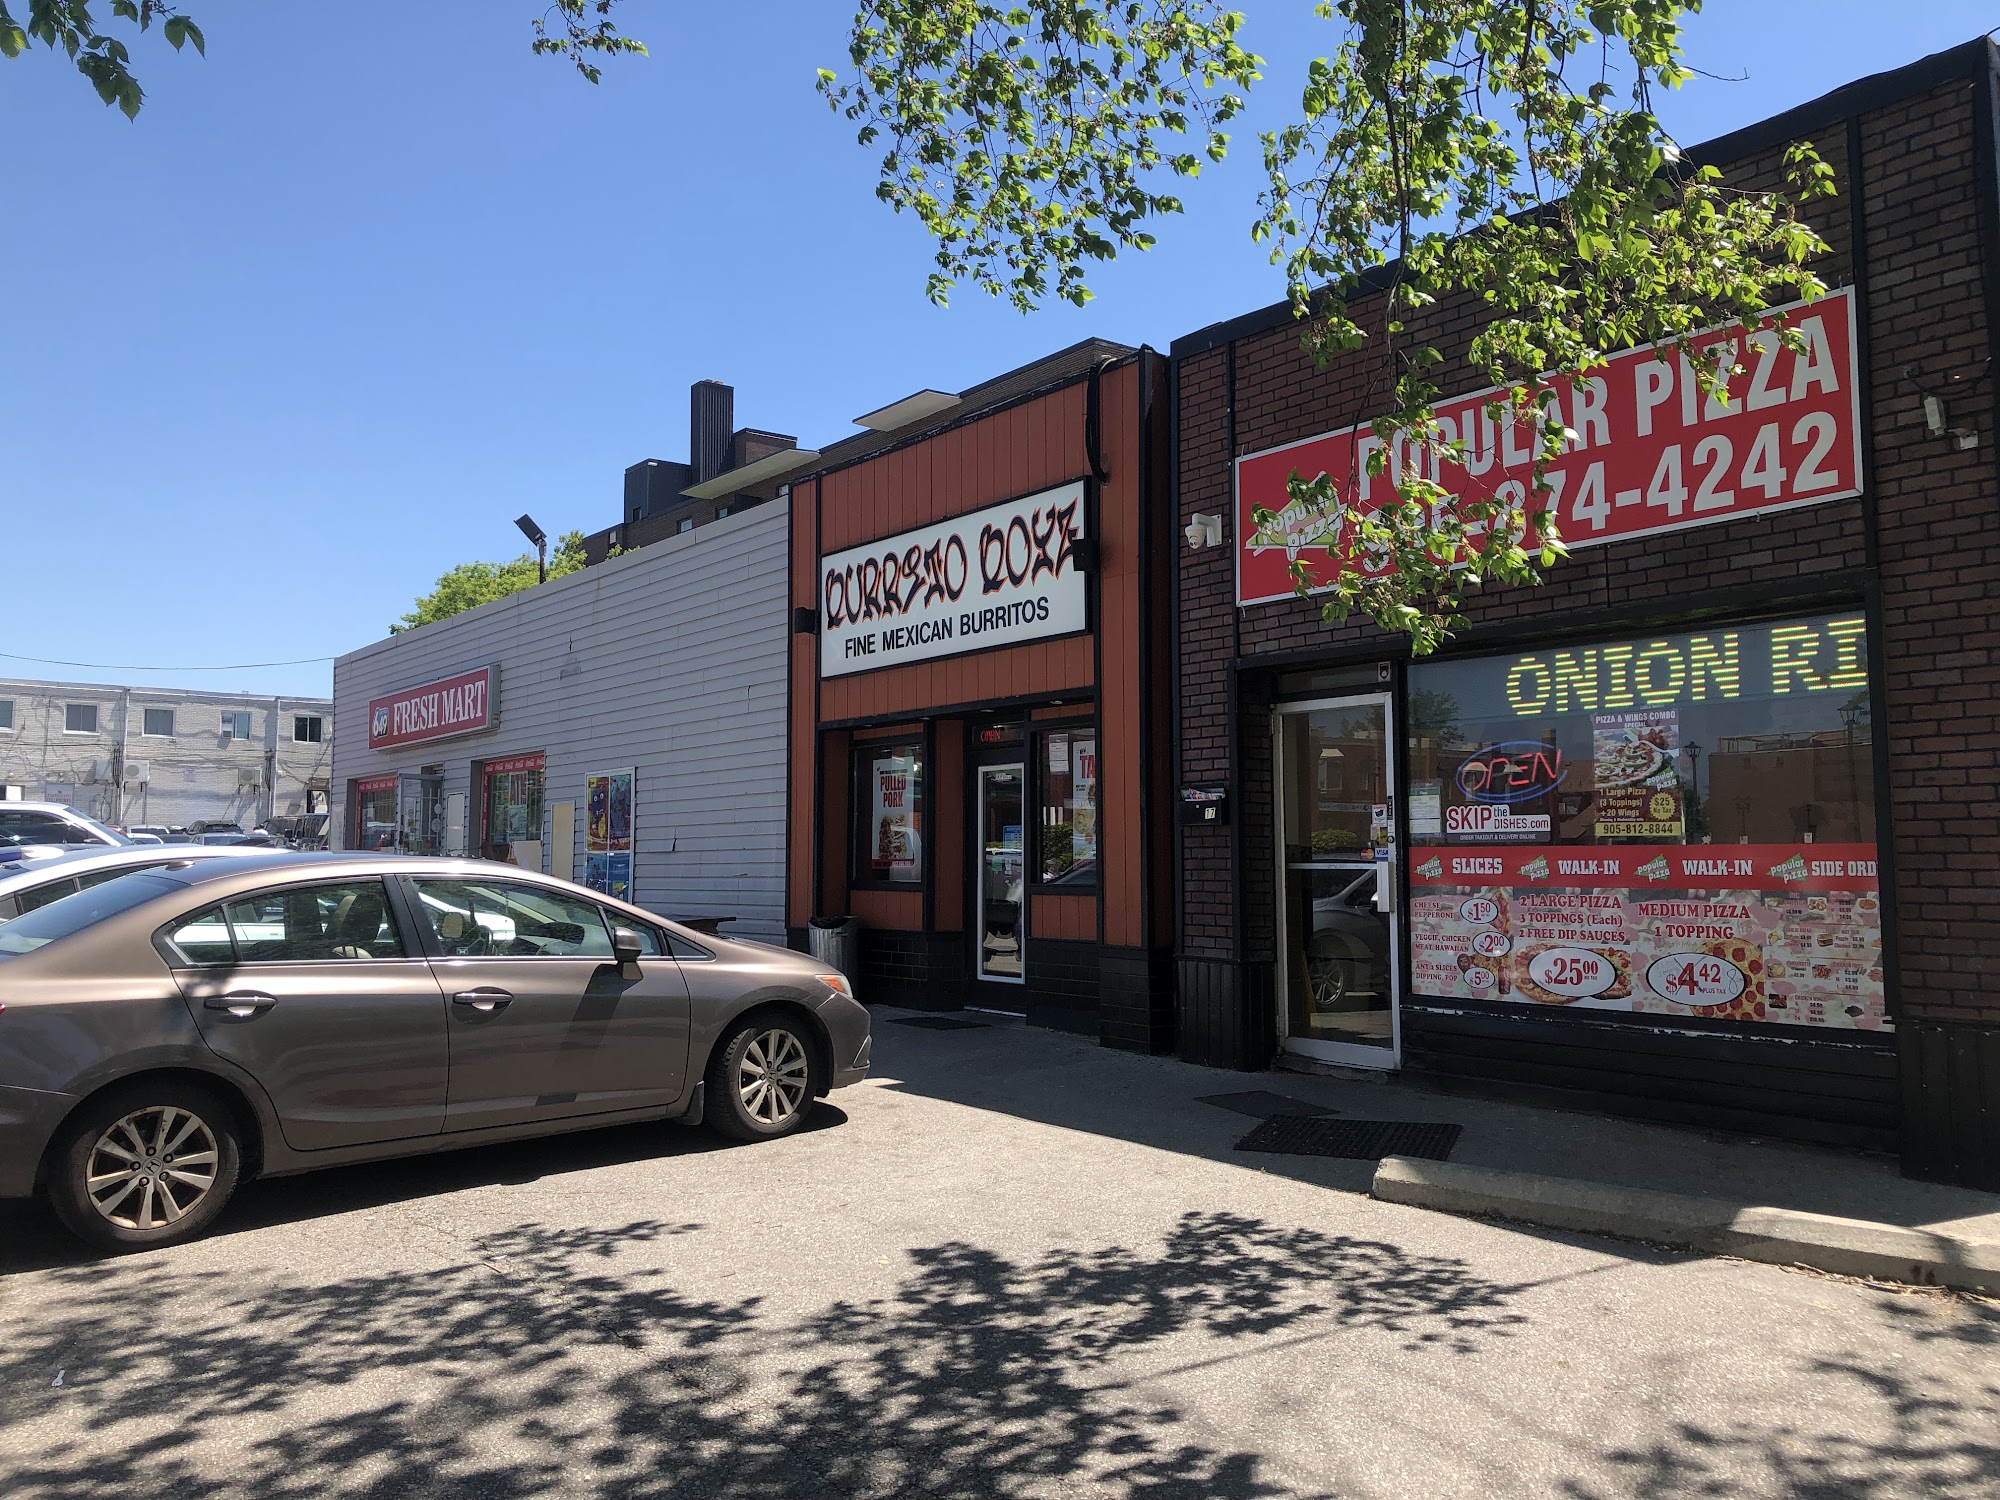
0;852;870;1252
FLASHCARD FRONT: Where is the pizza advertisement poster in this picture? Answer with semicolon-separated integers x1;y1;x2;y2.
1592;709;1684;840
1408;842;1888;1030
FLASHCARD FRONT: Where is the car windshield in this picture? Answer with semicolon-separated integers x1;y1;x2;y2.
0;873;181;957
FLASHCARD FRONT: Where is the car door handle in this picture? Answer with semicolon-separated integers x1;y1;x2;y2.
451;988;513;1012
204;991;277;1018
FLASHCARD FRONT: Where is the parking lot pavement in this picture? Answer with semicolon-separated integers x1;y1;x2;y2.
2;1013;1996;1499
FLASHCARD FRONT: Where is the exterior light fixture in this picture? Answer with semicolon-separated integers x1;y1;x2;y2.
1184;514;1223;550
515;514;549;583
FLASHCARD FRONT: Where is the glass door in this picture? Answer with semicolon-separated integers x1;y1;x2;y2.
397;773;444;857
977;764;1026;987
1274;693;1400;1067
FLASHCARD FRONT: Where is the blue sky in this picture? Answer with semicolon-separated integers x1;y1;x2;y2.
3;2;1995;698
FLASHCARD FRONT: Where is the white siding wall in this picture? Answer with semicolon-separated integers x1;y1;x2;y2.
331;503;790;940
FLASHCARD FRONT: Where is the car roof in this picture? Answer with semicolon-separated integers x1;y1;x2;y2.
0;802;97;817
0;843;261;893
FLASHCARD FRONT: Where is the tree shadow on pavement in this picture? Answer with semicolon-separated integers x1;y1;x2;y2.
0;1210;1533;1499
1558;1293;2000;1500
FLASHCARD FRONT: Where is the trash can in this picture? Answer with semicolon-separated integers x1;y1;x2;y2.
808;916;860;986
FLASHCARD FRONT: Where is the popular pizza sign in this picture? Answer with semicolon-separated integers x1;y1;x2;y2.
1235;289;1863;606
366;666;496;751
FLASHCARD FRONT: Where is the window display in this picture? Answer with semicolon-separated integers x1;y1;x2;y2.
855;742;924;884
354;775;399;851
1037;729;1098;885
482;754;545;862
1406;612;1885;1031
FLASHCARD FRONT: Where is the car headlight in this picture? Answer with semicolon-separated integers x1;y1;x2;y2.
816;972;855;1001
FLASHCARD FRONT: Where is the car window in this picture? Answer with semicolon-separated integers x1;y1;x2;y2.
0;812;97;846
0;874;182;957
215;880;406;963
161;905;237;966
413;878;614;959
664;930;711;960
15;877;84;915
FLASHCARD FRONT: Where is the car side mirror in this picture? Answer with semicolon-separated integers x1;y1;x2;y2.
611;926;644;966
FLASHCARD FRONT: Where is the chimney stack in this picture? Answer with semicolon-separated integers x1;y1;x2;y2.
690;380;735;486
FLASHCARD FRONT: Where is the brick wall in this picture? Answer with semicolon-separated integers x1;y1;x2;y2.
1174;63;2000;1061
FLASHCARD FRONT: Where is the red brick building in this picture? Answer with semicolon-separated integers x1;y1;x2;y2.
1170;41;2000;1189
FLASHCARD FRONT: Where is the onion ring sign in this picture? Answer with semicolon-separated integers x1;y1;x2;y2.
1235;291;1861;605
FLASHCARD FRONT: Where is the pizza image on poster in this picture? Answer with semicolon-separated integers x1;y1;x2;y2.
1593;710;1684;840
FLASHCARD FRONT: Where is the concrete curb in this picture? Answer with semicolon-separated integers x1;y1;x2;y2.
1372;1156;2000;1294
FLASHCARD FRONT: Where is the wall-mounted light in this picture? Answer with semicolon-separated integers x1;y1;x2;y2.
515;513;549;583
1923;394;1980;451
1183;513;1223;550
792;606;819;635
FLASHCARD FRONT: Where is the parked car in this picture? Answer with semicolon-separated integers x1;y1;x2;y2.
0;853;870;1251
187;821;244;839
123;827;168;846
0;843;273;922
0;803;129;849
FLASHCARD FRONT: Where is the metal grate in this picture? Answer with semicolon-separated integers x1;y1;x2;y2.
1196;1090;1337;1120
1234;1116;1462;1162
889;1016;990;1031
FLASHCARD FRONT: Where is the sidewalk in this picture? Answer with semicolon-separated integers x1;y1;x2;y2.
872;1005;2000;1259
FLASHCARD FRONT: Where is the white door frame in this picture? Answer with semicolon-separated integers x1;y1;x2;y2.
1272;691;1402;1069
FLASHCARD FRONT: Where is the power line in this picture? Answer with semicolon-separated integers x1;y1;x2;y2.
0;649;336;673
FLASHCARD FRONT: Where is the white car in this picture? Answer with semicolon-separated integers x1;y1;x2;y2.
0;844;272;922
0;802;129;850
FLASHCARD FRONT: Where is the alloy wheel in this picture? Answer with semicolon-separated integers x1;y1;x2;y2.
1309;957;1350;1010
84;1106;221;1232
736;1028;810;1126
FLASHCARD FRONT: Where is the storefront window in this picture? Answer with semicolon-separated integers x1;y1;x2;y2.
481;755;545;862
1406;612;1885;1032
354;776;399;851
855;742;924;884
1037;729;1098;885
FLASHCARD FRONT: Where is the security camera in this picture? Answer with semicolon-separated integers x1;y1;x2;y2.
1184;514;1223;550
1184;519;1206;549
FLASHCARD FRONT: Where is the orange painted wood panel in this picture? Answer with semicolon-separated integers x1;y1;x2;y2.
851;888;922;931
1031;893;1097;943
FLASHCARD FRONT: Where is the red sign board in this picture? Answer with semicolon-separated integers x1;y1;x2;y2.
1236;289;1863;606
1411;842;1878;895
367;666;495;750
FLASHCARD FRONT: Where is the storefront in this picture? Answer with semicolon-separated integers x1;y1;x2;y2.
1169;41;2000;1187
330;505;793;939
787;343;1177;1047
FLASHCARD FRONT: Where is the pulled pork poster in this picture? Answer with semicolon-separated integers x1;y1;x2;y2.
1410;843;1887;1030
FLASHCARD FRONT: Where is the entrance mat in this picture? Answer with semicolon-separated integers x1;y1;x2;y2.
1196;1090;1338;1121
1235;1116;1462;1162
889;1016;990;1031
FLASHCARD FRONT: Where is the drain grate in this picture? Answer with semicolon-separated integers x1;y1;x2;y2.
889;1016;990;1031
1234;1116;1462;1161
1196;1090;1337;1121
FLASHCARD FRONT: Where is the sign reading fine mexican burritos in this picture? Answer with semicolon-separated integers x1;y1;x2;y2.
818;481;1089;679
1235;289;1863;607
367;666;495;750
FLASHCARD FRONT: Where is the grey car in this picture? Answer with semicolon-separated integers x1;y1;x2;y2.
0;852;870;1252
0;842;266;921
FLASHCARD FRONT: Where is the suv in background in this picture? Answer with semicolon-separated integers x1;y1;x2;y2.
0;803;129;849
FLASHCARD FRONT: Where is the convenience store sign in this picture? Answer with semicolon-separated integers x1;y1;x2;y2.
1235;289;1862;606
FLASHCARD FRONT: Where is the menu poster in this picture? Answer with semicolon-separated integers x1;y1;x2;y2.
1592;709;1683;839
872;758;919;878
584;769;637;899
1410;842;1887;1031
1071;738;1099;863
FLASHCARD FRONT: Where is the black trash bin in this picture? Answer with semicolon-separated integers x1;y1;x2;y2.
808;916;860;986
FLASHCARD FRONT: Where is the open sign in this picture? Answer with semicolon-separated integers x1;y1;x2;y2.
1455;742;1567;806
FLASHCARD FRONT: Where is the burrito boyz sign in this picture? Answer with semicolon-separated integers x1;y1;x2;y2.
1235;290;1863;606
819;480;1089;678
367;666;495;750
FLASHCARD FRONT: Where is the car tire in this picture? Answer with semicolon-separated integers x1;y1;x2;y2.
705;1012;823;1143
47;1083;243;1253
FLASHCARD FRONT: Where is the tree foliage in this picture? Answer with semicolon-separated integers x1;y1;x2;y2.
0;0;643;116
392;531;589;635
825;1;1838;651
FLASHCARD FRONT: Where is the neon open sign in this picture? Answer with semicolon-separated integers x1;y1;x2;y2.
1455;741;1568;805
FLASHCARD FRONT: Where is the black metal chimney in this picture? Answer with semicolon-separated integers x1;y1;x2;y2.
690;380;734;485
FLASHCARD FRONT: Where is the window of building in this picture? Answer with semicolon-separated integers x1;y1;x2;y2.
223;710;252;739
854;741;924;885
676;518;695;534
143;708;175;738
715;505;732;520
1405;611;1884;1034
294;715;324;744
481;755;545;862
353;776;400;850
64;704;98;735
0;700;13;731
1036;729;1099;886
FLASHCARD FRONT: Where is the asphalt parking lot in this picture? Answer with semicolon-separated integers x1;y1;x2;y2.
2;1011;1996;1499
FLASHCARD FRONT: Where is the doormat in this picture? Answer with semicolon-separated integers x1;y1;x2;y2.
889;1016;990;1031
1234;1116;1462;1162
1196;1090;1338;1120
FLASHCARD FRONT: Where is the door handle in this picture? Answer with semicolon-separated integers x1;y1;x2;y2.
204;991;277;1018
452;988;513;1012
